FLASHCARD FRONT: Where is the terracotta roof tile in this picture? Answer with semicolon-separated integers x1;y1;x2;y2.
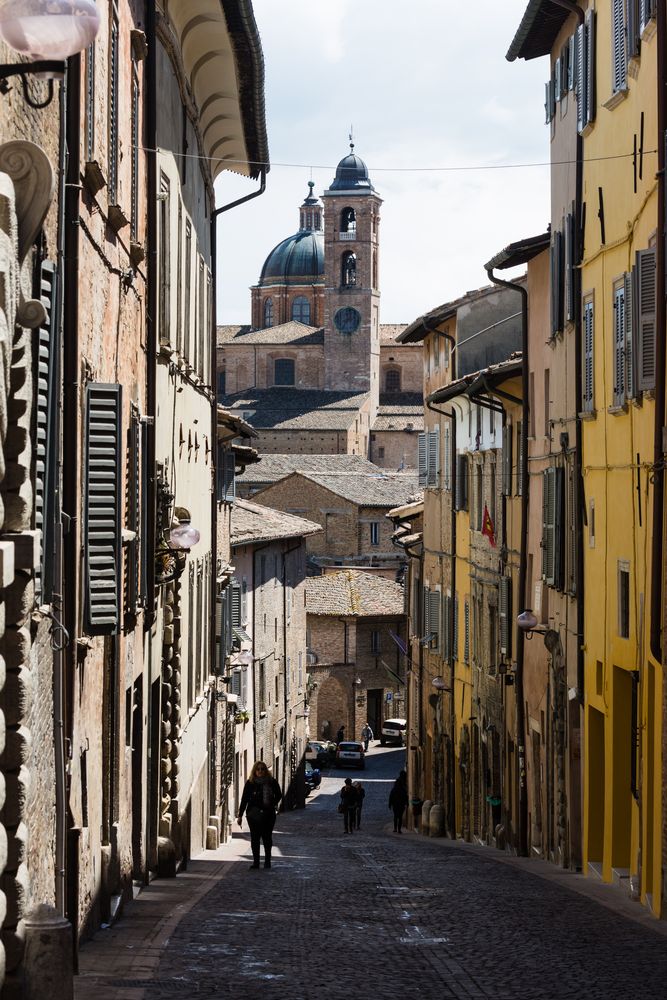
306;570;404;617
231;498;322;546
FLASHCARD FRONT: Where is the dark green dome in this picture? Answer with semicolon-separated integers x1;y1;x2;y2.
259;230;324;285
327;148;374;192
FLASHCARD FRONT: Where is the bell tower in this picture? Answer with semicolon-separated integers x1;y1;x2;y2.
322;143;382;417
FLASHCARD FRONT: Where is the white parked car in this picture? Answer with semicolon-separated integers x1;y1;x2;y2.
380;718;406;746
335;741;365;769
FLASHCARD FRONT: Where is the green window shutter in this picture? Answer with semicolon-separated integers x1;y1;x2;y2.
34;260;58;604
612;0;627;94
499;576;511;657
84;383;123;634
613;285;626;406
627;0;640;59
418;433;427;487
636;248;656;392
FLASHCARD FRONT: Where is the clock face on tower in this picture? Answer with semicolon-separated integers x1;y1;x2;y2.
334;307;361;334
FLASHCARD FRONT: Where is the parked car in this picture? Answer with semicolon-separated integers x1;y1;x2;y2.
380;718;406;746
306;740;336;768
336;741;365;769
304;761;321;794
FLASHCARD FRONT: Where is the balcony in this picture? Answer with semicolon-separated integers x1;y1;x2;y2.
339;231;356;240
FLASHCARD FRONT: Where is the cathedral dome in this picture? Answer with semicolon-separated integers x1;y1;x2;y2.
259;230;324;286
327;147;374;192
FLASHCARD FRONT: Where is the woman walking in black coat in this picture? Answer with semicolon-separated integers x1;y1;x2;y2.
238;761;283;868
388;769;409;833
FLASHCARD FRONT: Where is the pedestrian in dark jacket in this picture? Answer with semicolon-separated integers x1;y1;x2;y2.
238;761;283;869
336;724;345;744
353;781;365;830
388;769;409;833
340;777;358;834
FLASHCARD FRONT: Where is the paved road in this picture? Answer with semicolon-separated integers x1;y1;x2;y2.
122;744;667;1000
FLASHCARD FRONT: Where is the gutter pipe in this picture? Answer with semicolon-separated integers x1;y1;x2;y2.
485;265;529;858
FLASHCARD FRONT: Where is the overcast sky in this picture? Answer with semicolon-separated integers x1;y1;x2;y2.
214;0;550;326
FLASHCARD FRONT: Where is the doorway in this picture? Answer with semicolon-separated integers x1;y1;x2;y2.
366;688;383;736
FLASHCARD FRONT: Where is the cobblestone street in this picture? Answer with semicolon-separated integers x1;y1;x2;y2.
77;747;667;1000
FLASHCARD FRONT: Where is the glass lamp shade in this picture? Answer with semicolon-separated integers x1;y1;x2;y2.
169;524;201;551
0;0;100;60
517;609;538;631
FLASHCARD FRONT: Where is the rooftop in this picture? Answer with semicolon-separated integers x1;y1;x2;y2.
398;285;502;343
306;570;404;617
217;322;324;346
237;453;381;487
231;498;322;547
506;0;572;62
224;388;369;430
284;471;418;507
379;324;411;345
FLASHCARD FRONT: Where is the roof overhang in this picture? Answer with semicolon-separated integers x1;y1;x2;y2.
428;358;523;406
506;0;576;62
485;232;550;272
232;443;260;468
165;0;269;180
217;405;257;441
387;498;424;522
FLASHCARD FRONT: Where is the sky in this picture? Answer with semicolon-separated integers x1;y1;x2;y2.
214;0;551;327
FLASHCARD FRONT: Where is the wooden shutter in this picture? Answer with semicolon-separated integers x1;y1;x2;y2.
499;576;511;657
517;422;524;496
502;422;512;496
443;594;451;661
566;463;577;595
575;22;586;133
34;260;58;604
427;428;439;487
612;0;627;94
125;408;140;615
636;248;656;392
613;285;626;406
231;580;242;629
453;593;459;660
624;271;635;399
554;467;565;591
140;418;150;607
627;0;640;59
223;450;236;502
551;230;564;337
463;601;470;663
455;454;468;510
583;301;594;410
443;424;451;491
429;590;441;649
542;468;557;586
565;211;578;323
418;433;427;487
84;383;123;634
423;586;430;639
585;9;596;126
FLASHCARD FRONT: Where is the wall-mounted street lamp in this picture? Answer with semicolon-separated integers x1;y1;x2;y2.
0;0;100;108
168;506;201;552
431;676;451;692
517;610;560;652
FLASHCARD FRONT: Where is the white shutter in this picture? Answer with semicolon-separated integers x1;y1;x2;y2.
429;590;441;650
418;433;427;486
444;424;451;491
624;271;635;398
575;23;586;133
585;9;596;126
499;576;511;657
427;428;439;487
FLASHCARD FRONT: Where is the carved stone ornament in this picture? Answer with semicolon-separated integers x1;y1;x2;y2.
0;141;55;264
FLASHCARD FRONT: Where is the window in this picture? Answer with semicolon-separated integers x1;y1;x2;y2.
489;604;498;670
589;497;596;548
341;251;357;286
184;221;192;362
385;369;401;393
370;630;381;654
566;461;577;595
476;464;483;531
575;9;596;134
455;454;468;511
217;370;226;401
582;299;594;411
292;296;310;324
550;231;564;337
158;175;170;346
263;298;274;328
636;248;656;392
130;59;139;241
34;261;59;604
544;368;551;436
612;0;627;95
378;446;385;460
516;421;524;496
427;428;439;487
463;601;470;663
443;424;451;491
423;589;441;651
542;466;565;589
613;283;626;407
216;443;235;502
259;661;266;712
502;421;513;496
340;207;356;234
618;562;630;638
274;358;295;386
369;522;380;546
499;576;512;658
85;43;95;162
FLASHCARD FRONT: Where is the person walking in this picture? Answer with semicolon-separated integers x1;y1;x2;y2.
353;781;365;830
360;722;373;751
340;777;358;834
237;761;283;869
388;769;409;833
336;724;345;744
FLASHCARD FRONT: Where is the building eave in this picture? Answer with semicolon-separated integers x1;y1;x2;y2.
506;0;572;62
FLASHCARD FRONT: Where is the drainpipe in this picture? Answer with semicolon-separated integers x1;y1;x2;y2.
62;49;81;944
650;0;665;667
485;266;529;858
282;538;302;808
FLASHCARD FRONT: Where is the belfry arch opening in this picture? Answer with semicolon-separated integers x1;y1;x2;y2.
341;251;357;287
340;207;356;234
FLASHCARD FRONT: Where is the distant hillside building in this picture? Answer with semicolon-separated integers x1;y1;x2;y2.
218;146;423;470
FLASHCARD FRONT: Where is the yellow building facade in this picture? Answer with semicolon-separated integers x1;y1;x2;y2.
579;2;661;911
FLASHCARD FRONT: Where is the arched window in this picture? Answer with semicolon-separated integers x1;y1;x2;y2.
291;296;311;324
263;298;274;328
385;368;401;393
341;251;357;287
340;207;356;234
274;358;295;386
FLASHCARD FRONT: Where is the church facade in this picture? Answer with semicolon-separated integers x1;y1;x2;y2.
218;147;423;469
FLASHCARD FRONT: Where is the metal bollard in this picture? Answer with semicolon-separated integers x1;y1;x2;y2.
420;799;433;834
23;904;73;1000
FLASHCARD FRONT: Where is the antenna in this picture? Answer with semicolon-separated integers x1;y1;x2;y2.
349;125;354;152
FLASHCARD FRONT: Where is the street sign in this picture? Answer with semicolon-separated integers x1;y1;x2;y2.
386;692;393;702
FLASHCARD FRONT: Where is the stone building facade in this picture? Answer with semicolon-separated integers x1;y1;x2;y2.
305;570;407;743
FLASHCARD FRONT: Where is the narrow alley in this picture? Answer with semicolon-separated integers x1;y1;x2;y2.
77;746;667;1000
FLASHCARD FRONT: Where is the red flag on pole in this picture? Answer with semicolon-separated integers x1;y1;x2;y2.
482;503;496;547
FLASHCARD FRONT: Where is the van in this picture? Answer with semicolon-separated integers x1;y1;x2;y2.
380;717;406;746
